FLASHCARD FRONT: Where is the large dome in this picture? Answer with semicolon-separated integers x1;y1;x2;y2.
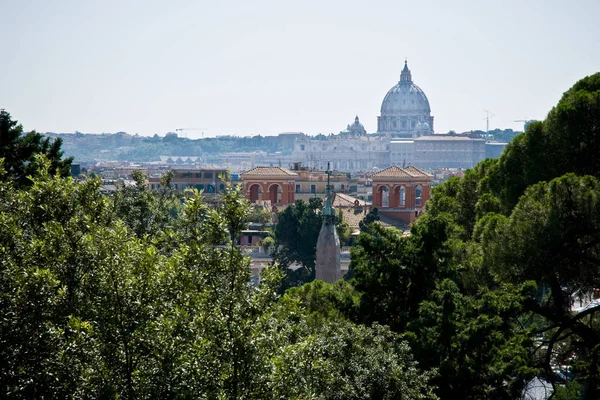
380;82;431;114
377;61;434;137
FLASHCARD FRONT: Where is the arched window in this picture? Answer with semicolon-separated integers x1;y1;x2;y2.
379;186;389;208
415;185;423;206
399;186;406;206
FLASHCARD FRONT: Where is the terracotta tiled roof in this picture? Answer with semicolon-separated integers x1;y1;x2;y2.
241;167;298;177
339;207;407;230
334;193;368;207
403;166;433;177
372;165;432;179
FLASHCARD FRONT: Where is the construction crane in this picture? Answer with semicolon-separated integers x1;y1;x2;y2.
483;110;495;134
175;128;208;138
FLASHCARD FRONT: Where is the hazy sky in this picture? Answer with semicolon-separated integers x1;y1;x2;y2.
2;0;599;138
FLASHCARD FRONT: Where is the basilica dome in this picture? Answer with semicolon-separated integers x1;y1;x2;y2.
377;61;434;137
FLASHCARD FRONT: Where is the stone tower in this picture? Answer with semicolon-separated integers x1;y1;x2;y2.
315;162;341;283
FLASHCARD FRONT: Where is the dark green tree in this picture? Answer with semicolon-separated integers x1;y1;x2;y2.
273;198;323;290
0;109;72;187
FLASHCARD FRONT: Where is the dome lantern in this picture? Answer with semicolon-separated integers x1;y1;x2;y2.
400;60;412;83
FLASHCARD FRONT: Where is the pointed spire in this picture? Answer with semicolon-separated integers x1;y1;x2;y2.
323;161;334;218
355;115;359;123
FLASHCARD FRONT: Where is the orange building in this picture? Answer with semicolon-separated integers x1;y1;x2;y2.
371;165;433;224
241;167;298;206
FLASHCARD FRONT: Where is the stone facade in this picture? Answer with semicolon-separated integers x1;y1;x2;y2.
412;135;485;169
315;221;341;283
315;166;341;283
291;117;390;171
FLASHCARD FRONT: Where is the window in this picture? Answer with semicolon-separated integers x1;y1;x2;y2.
151;184;155;190
296;184;301;193
311;184;316;194
204;172;213;179
399;187;406;206
196;184;204;191
416;186;422;206
219;184;225;191
196;172;202;178
207;184;215;193
301;144;305;151
174;184;178;190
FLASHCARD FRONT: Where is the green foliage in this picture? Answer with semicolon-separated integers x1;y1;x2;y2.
273;198;323;290
246;204;272;223
268;320;438;400
0;109;72;187
0;158;437;398
350;214;456;332
111;169;180;240
283;279;361;323
409;279;537;399
358;206;380;233
335;208;352;246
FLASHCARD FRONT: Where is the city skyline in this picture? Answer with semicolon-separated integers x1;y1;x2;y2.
2;0;599;138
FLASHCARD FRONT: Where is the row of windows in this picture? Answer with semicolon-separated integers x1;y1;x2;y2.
180;172;214;179
150;183;225;192
294;184;348;193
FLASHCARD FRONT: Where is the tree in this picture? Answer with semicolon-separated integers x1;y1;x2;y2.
358;206;380;233
408;279;537;399
111;169;179;240
0;109;72;187
273;280;438;400
246;205;271;224
351;212;459;332
480;174;600;398
0;157;437;399
273;198;323;290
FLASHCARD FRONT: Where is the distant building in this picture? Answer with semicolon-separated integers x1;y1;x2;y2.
412;135;486;169
159;156;201;165
485;142;508;159
291;116;389;171
378;61;434;137
389;140;414;166
371;165;433;224
241;166;298;206
290;162;354;202
147;168;229;196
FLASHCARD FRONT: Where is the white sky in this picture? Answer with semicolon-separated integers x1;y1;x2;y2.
2;0;599;138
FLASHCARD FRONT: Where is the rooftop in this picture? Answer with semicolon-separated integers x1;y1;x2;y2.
372;165;432;179
334;193;368;208
414;135;484;141
241;166;298;177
